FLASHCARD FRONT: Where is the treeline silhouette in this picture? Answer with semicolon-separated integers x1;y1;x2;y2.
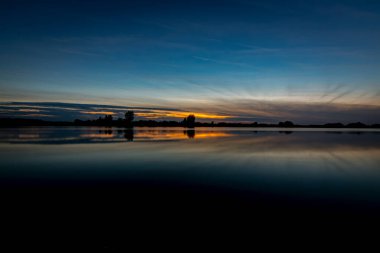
1;113;380;128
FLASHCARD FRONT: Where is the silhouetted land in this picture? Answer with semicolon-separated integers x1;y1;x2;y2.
1;117;380;128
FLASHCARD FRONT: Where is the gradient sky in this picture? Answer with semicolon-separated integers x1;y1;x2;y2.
1;0;380;123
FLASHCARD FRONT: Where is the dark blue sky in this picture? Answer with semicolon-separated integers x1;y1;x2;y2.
1;0;380;123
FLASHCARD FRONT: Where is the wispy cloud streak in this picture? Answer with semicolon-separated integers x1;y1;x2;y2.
1;101;379;124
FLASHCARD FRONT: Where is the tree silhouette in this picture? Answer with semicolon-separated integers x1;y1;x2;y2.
183;114;195;128
125;111;134;128
104;115;113;126
278;121;294;127
346;122;367;128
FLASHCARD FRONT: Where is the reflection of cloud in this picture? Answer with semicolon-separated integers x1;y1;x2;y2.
134;129;232;140
139;130;380;157
0;128;235;143
2;128;380;169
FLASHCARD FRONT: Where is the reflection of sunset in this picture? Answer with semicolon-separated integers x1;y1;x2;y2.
191;132;232;138
134;130;232;140
135;131;186;140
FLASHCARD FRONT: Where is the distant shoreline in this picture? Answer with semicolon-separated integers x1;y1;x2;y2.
1;118;379;129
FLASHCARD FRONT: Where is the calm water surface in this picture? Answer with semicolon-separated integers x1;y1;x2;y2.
1;127;380;247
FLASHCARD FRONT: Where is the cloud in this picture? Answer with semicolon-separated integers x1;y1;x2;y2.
2;100;380;124
0;102;231;121
166;98;380;124
18;109;42;112
135;110;231;120
19;114;55;117
81;111;117;116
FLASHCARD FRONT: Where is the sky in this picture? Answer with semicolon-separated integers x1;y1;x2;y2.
1;0;380;123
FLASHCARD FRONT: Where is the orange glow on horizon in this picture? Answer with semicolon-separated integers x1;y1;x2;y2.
80;110;229;119
80;133;116;138
136;110;231;120
81;111;117;115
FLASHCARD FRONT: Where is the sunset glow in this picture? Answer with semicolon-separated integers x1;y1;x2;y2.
81;111;117;116
0;0;379;123
135;111;231;120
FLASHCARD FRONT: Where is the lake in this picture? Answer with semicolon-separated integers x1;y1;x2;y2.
1;127;380;247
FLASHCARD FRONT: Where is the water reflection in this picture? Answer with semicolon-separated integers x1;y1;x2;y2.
1;127;380;231
1;127;379;176
124;129;134;142
1;127;378;144
184;129;195;138
0;127;239;143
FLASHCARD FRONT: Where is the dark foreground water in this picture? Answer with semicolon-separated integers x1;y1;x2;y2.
1;127;380;248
